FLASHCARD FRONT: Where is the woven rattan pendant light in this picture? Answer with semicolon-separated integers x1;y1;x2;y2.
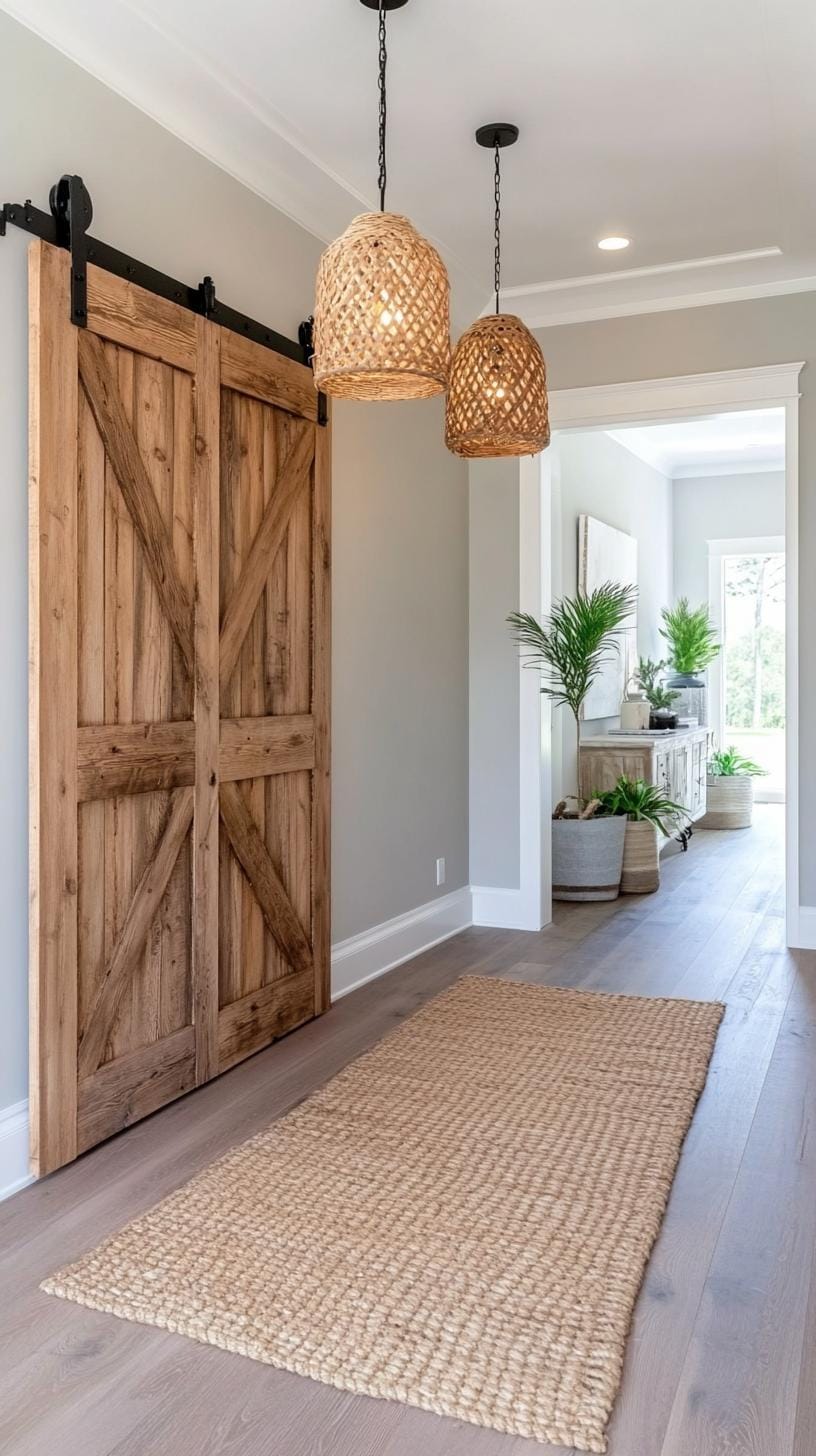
446;124;550;458
312;0;450;401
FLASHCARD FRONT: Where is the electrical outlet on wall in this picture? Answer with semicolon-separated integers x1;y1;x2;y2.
436;857;446;887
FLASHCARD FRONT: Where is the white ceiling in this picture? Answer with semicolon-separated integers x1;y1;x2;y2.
3;0;816;327
608;409;786;479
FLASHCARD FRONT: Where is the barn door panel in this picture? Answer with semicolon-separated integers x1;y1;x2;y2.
77;337;196;1100
29;241;330;1176
215;346;324;1073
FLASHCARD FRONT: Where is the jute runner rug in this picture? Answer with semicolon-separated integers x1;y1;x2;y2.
43;977;723;1453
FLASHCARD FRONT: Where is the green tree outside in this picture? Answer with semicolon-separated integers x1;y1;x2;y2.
724;555;785;732
725;624;785;729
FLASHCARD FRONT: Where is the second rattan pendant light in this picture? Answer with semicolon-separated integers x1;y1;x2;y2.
446;125;550;458
312;0;450;401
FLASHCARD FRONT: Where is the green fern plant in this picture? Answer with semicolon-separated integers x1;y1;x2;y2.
594;776;689;836
508;581;637;802
708;746;767;777
660;598;720;676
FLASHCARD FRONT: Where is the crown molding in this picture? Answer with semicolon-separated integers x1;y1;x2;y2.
487;247;816;328
501;247;783;302
519;273;816;329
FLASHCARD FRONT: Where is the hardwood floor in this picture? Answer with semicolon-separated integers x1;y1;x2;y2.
2;805;813;1456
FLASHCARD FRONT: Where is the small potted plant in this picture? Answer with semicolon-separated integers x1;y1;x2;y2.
509;582;637;901
595;776;689;893
660;598;720;687
648;685;681;731
636;656;680;729
704;746;768;829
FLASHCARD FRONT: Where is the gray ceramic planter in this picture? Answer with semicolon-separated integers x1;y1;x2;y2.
552;816;626;902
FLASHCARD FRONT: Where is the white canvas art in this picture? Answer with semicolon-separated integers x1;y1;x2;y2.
578;515;638;720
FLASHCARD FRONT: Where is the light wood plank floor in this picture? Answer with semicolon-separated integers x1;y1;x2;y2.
2;806;813;1456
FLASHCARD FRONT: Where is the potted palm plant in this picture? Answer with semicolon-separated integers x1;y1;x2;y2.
594;776;689;892
509;582;637;901
660;598;720;687
704;746;768;829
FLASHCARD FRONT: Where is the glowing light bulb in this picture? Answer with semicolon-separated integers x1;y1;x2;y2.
376;286;406;331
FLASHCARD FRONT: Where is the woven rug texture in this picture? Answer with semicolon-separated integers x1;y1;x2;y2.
42;976;724;1453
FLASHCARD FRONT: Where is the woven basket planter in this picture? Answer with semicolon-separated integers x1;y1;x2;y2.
313;212;450;400
445;314;550;458
620;820;660;894
702;774;755;830
552;816;625;902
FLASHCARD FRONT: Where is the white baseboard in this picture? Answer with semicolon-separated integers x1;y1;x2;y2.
793;905;816;950
471;884;546;931
1;888;476;1202
331;886;473;999
0;1099;33;1203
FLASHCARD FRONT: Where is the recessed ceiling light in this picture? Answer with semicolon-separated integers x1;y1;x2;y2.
598;236;630;251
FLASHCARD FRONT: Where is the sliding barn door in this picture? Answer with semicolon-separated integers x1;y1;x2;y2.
29;240;330;1176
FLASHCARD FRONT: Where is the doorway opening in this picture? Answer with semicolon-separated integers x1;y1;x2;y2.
515;364;803;944
546;408;787;923
549;407;785;817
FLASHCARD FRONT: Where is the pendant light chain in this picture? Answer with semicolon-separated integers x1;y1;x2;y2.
494;140;502;314
378;0;388;211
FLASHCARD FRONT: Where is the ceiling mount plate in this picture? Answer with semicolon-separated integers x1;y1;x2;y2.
360;0;410;9
476;123;520;149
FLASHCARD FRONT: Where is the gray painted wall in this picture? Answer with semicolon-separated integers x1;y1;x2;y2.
556;432;673;802
0;14;468;1112
537;297;814;901
673;471;785;604
332;398;468;941
468;459;520;889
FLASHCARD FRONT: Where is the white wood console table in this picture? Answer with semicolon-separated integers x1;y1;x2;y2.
578;726;712;828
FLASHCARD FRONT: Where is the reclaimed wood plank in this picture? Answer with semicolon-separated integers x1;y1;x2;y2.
28;240;79;1176
219;781;313;976
217;972;314;1073
77;722;195;801
219;714;315;781
78;330;194;676
77;789;194;1079
218;424;313;695
78;1028;196;1152
192;318;220;1083
87;263;196;374
220;327;318;422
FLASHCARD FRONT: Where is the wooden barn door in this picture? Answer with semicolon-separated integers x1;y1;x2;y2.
29;240;330;1176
